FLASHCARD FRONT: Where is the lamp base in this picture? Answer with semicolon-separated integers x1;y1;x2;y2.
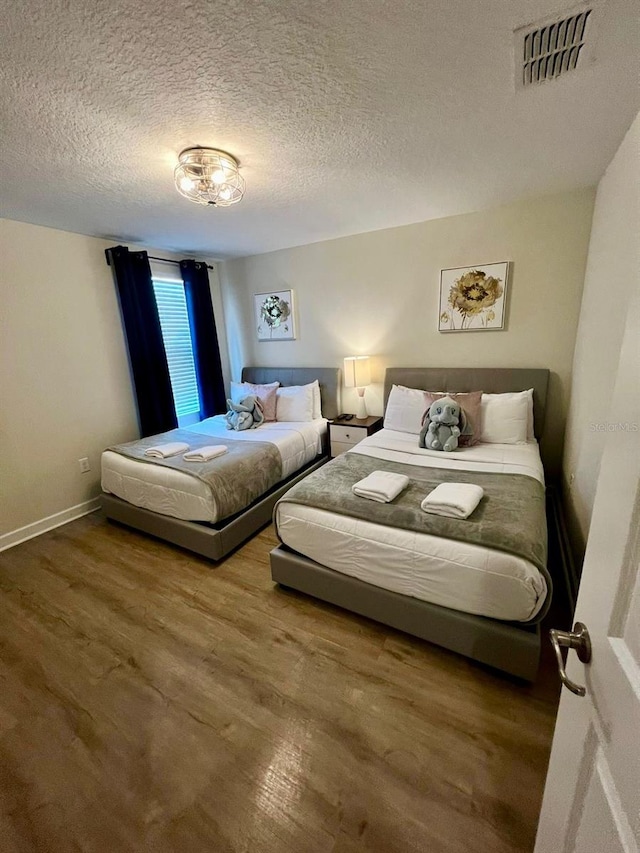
356;389;368;420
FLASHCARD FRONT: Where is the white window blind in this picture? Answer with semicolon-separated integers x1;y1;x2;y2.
151;277;202;426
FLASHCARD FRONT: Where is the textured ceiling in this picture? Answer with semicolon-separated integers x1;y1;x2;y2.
1;0;638;258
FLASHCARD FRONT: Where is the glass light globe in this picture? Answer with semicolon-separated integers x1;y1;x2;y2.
174;147;245;206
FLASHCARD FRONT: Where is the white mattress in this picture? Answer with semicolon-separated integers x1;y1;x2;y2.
102;416;327;523
275;428;547;622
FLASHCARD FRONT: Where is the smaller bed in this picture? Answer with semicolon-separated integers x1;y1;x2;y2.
101;366;340;560
271;367;552;680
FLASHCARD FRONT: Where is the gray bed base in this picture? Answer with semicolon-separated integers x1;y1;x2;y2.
101;366;341;561
270;366;552;681
102;455;327;561
271;544;542;680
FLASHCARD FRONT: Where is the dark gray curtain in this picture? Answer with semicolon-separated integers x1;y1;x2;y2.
106;245;177;437
180;260;226;418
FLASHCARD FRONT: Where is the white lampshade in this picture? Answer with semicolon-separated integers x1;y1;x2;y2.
344;356;371;419
343;356;371;389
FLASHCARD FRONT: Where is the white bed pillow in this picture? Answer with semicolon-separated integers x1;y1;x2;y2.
310;379;322;419
276;384;315;422
383;384;428;435
480;390;532;444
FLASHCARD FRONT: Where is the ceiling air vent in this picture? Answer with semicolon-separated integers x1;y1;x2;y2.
515;4;601;88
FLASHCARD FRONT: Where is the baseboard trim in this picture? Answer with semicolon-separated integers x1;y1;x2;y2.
0;498;101;552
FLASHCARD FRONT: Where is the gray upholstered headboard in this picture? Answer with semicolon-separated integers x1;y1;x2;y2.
241;366;342;420
384;367;550;439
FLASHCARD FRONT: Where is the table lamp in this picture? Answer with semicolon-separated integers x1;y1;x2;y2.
344;356;371;419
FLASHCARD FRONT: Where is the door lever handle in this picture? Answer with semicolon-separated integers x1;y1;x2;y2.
549;622;592;696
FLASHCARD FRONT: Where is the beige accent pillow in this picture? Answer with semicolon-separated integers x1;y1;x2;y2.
424;390;483;446
230;381;280;422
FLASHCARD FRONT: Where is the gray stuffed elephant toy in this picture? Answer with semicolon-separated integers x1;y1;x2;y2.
419;396;466;452
225;395;265;431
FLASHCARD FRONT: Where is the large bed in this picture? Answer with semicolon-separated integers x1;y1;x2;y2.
101;366;341;560
271;367;552;680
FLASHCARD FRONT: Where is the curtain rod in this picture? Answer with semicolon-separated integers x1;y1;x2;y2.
148;255;214;270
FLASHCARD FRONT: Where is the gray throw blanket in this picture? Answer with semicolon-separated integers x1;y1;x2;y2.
108;428;282;521
276;452;548;574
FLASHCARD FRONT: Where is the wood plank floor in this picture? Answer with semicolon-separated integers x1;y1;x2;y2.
0;514;564;853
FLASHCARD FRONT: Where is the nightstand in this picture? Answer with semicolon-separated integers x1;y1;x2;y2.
329;415;383;458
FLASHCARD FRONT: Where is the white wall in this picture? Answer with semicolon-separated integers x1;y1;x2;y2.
562;113;640;558
220;189;595;477
0;181;606;544
0;219;228;543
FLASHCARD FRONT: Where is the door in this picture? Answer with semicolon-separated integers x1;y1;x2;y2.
535;290;640;852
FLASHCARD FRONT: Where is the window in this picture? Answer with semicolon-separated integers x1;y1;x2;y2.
151;276;202;427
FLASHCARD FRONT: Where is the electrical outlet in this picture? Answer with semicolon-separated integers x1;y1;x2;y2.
79;457;91;474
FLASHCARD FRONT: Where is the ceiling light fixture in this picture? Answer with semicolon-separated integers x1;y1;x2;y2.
174;147;245;207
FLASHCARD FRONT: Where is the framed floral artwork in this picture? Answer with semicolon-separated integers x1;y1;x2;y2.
255;290;296;341
438;262;509;332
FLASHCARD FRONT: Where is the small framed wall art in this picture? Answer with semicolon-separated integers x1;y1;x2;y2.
438;262;509;332
254;290;296;341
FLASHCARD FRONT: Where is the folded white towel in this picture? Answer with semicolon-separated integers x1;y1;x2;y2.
352;470;410;503
421;482;484;519
183;445;228;462
144;442;190;459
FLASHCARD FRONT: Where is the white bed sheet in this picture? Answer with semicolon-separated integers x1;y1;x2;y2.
275;428;547;622
354;428;545;485
102;416;327;523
